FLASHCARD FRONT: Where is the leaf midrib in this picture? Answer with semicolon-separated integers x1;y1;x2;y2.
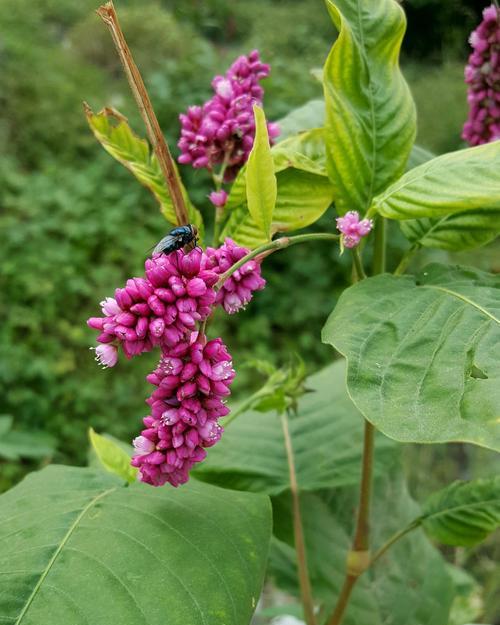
423;496;500;524
420;284;500;323
15;486;117;625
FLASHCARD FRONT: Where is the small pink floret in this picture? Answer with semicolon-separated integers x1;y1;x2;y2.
208;190;228;208
336;211;373;248
133;435;155;455
93;344;118;368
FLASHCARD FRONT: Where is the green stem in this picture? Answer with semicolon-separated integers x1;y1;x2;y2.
351;248;367;281
352;421;375;552
222;390;268;427
281;411;316;625
369;520;421;566
372;216;386;274
211;158;230;247
394;244;418;276
216;233;339;289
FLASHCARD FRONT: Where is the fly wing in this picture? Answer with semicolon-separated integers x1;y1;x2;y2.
151;234;177;255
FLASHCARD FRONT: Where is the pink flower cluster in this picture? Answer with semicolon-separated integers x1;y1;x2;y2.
177;50;279;184
203;238;266;314
131;334;234;487
336;211;373;248
462;5;500;146
88;240;267;486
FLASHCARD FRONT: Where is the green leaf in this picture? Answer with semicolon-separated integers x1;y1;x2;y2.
0;417;55;461
85;104;203;235
323;0;416;214
372;142;500;221
194;360;396;495
400;210;500;251
222;130;334;248
270;477;454;625
245;105;277;240
420;476;500;547
322;263;500;450
275;99;325;141
400;143;500;250
406;144;435;170
0;466;271;624
89;428;137;484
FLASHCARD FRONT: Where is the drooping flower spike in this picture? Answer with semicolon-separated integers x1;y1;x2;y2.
131;332;235;487
462;5;500;146
336;211;373;249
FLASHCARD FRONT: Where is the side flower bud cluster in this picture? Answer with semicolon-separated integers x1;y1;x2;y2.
462;5;500;146
203;238;266;314
177;50;279;182
131;333;234;487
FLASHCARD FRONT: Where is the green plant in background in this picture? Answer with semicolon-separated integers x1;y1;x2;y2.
1;0;500;624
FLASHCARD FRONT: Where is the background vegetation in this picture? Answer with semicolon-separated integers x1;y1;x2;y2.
1;0;499;618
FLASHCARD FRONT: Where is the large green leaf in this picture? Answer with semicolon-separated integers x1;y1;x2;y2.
420;476;500;547
323;0;416;214
270;476;454;624
194;361;396;495
221;130;334;248
322;263;500;450
372;141;500;221
85;105;203;234
0;466;271;625
245;106;277;240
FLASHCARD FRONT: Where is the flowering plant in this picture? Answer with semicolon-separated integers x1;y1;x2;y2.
1;2;500;625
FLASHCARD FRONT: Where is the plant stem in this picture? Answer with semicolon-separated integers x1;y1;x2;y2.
353;421;375;552
281;411;316;625
216;233;339;289
96;1;189;226
222;390;268;427
351;248;367;281
211;159;229;247
394;244;418;276
369;520;420;566
372;216;386;274
328;576;357;625
327;218;386;625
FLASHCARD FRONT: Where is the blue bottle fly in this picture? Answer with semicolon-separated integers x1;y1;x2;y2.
151;224;198;256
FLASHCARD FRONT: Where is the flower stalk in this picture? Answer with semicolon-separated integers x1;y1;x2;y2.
215;233;339;290
96;1;189;225
327;218;384;625
281;411;316;625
